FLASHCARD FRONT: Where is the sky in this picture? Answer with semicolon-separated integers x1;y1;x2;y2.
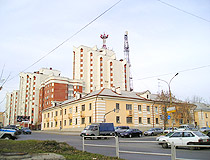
0;0;210;112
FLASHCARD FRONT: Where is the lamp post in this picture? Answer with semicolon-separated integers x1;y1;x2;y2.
103;108;119;123
158;73;179;129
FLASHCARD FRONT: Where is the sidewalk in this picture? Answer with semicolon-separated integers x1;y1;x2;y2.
33;130;80;136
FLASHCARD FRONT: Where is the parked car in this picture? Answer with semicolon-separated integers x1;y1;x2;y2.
120;129;142;138
200;127;210;132
159;131;210;149
21;127;32;134
115;126;130;136
144;128;163;136
163;127;178;134
177;124;190;131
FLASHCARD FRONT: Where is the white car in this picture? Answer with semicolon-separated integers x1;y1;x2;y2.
163;127;178;134
200;127;210;132
159;131;210;149
156;132;174;143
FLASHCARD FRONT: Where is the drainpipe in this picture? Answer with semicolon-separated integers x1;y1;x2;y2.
95;94;99;123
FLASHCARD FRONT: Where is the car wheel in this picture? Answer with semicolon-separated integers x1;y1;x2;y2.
139;133;142;137
3;135;11;140
151;133;154;136
129;134;132;138
162;142;168;149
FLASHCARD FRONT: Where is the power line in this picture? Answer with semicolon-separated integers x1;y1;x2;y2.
7;0;122;82
135;64;210;81
157;0;210;23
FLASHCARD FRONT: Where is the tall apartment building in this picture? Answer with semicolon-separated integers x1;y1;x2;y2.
38;76;84;128
73;45;130;93
5;90;19;126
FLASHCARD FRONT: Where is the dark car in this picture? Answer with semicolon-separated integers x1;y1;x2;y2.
144;128;163;136
120;129;142;138
21;127;32;134
115;126;130;136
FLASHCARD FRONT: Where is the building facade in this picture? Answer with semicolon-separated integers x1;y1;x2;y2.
42;88;165;131
0;112;4;127
5;90;19;126
73;45;130;93
38;76;84;128
194;103;210;128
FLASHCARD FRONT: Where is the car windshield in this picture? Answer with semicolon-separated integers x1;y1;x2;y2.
179;126;187;129
126;129;132;132
84;125;96;130
166;132;174;136
193;131;207;137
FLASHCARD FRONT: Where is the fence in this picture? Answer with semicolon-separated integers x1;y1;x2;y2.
82;136;210;160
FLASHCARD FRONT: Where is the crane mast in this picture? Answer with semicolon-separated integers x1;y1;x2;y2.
124;31;133;91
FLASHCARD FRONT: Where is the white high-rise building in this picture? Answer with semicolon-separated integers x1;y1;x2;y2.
17;68;61;127
5;90;19;126
73;45;130;93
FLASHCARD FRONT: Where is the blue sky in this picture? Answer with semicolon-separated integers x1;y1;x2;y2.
0;0;210;111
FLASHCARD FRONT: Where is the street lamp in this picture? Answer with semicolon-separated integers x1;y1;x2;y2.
158;73;179;129
103;108;119;123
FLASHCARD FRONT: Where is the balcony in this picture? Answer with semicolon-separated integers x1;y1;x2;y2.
127;110;133;117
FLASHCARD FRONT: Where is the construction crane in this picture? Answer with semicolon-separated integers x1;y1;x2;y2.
124;31;133;91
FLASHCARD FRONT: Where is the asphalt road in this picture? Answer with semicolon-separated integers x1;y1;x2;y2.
17;131;210;160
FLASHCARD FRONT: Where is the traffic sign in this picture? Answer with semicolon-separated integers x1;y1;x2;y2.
168;115;171;120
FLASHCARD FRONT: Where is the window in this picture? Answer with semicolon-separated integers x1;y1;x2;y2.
44;114;46;119
55;121;57;127
55;111;58;116
64;120;66;126
147;118;151;124
126;104;132;110
116;103;120;110
82;104;85;111
60;121;62;127
138;105;141;111
81;118;85;124
75;118;77;125
51;112;53;118
89;117;92;124
44;123;46;128
147;106;150;112
183;132;194;137
126;117;132;123
116;116;120;123
155;106;158;113
51;122;53;127
206;113;208;118
138;117;142;124
69;119;72;125
156;118;159;124
47;122;49;128
76;106;78;112
89;103;92;110
171;132;182;137
64;109;67;115
60;110;62;115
